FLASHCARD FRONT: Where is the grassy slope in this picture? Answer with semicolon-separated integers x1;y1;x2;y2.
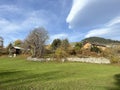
0;56;120;90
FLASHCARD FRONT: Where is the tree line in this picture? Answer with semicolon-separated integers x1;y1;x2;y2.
0;27;109;58
1;27;120;63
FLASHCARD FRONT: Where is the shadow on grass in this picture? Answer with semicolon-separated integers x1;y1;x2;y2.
0;70;68;88
108;74;120;90
0;70;26;85
0;70;24;76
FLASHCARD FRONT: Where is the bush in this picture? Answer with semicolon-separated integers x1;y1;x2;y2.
54;48;68;62
102;48;120;63
51;39;61;50
0;48;8;56
110;55;120;63
90;46;101;53
74;42;83;54
68;48;76;55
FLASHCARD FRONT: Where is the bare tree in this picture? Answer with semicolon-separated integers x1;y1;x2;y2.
24;27;48;58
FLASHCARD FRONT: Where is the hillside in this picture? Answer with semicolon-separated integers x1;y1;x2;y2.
82;37;120;44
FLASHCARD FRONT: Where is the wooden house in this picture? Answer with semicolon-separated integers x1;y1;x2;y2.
82;41;106;51
9;46;23;57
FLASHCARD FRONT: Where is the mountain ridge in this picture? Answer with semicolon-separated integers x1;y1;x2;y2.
82;37;120;44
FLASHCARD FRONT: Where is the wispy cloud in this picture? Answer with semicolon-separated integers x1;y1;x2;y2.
106;16;120;27
66;0;120;40
0;4;59;46
49;33;68;43
85;16;120;40
49;32;85;44
0;18;20;34
66;0;120;29
66;0;89;29
0;5;20;12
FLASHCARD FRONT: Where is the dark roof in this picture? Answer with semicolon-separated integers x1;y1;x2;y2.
83;41;106;47
92;43;106;47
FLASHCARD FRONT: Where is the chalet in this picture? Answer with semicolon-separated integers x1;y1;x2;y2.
82;42;91;50
82;41;106;51
13;46;23;54
9;46;23;57
92;43;106;51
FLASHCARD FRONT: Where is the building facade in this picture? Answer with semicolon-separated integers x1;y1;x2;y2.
0;36;3;48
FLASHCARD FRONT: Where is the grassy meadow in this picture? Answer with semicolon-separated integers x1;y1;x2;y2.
0;56;120;90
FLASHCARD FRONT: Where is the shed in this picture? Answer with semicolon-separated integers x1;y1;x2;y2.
13;46;23;54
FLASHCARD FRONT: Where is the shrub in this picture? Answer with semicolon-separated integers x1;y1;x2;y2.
68;48;76;55
102;48;120;63
0;48;8;56
51;39;61;50
54;47;68;62
110;55;120;63
74;42;83;54
90;46;101;53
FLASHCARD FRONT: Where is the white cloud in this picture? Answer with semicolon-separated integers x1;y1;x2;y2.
66;0;120;40
49;32;85;44
0;18;22;46
85;29;110;38
49;33;68;43
0;18;20;34
51;33;68;39
66;0;89;28
106;16;120;27
69;33;85;42
66;0;120;29
0;5;19;12
0;18;9;26
85;16;120;40
0;5;58;46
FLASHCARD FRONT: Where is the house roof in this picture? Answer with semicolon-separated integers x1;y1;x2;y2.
83;41;106;47
13;46;23;50
92;43;106;47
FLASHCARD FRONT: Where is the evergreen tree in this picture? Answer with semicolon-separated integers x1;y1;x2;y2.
51;39;61;50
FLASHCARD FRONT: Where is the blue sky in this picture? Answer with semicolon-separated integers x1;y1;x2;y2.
0;0;120;46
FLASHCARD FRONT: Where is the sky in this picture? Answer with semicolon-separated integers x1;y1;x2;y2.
0;0;120;46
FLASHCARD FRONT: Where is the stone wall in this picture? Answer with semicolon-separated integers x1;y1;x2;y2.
67;57;110;64
27;57;110;64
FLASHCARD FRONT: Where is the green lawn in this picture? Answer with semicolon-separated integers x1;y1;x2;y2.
0;56;120;90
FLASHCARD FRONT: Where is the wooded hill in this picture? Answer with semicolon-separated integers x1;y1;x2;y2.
82;37;120;44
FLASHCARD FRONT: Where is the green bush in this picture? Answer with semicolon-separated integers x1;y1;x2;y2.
74;42;83;54
90;46;101;53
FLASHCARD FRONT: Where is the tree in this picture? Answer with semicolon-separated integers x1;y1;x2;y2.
61;39;70;51
51;39;61;50
75;42;82;49
54;47;68;62
90;46;101;53
74;42;83;54
14;39;23;47
6;43;14;56
24;27;48;58
6;43;13;50
54;39;70;60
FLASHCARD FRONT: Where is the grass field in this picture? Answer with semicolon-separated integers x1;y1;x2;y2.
0;56;120;90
